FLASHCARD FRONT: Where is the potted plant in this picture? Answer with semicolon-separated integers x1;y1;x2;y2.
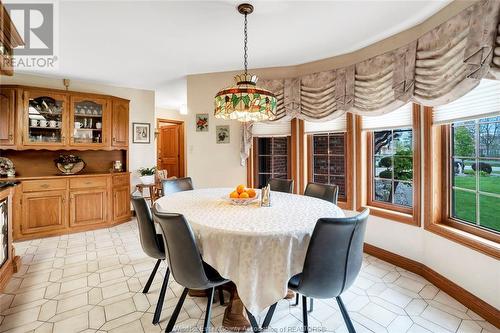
138;166;156;184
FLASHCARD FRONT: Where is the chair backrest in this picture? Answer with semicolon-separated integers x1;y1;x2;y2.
298;209;369;299
161;177;193;196
155;170;168;184
130;196;165;259
268;178;294;194
152;207;210;289
304;182;339;204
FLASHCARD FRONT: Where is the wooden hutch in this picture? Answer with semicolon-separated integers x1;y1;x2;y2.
0;85;132;241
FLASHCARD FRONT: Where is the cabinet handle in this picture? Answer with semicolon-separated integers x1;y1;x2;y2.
62;197;65;203
113;137;116;142
40;184;49;189
8;134;13;140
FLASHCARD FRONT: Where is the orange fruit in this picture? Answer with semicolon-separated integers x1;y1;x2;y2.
236;184;246;194
246;188;256;198
239;192;249;199
229;191;239;199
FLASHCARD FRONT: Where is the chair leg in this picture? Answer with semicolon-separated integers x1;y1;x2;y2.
245;309;260;333
202;287;215;333
294;293;299;306
218;286;225;305
308;298;314;313
336;296;355;333
152;267;170;325
302;295;309;333
262;302;277;329
165;287;189;333
143;259;161;293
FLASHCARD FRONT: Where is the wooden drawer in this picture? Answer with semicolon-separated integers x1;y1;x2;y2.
112;174;130;187
70;176;108;189
23;179;68;192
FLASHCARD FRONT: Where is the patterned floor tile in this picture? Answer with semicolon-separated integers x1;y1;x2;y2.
0;220;496;333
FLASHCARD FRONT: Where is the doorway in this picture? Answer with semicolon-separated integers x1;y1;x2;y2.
156;118;185;178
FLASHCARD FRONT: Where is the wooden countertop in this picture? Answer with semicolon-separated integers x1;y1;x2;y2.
1;172;130;181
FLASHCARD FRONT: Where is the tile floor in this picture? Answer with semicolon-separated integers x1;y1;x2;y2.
0;220;498;333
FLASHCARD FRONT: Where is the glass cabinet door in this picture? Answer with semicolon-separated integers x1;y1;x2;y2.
71;97;107;146
26;92;66;145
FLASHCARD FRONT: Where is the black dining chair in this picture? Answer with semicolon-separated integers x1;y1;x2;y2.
131;196;169;325
278;209;370;333
161;177;194;196
268;178;294;194
296;182;340;310
152;207;230;333
304;182;339;204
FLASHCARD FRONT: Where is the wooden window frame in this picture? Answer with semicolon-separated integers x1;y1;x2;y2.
247;119;298;192
303;114;353;209
423;107;500;259
356;103;421;226
366;130;414;215
306;129;353;210
251;136;292;189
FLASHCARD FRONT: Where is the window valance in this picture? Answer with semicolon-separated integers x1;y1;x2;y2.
241;0;500;165
259;0;500;122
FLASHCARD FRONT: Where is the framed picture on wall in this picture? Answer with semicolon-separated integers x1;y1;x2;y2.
196;114;209;132
216;125;230;144
132;123;151;143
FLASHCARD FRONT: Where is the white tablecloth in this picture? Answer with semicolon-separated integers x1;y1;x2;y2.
154;188;345;314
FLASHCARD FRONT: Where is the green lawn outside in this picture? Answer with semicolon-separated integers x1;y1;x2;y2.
453;176;500;232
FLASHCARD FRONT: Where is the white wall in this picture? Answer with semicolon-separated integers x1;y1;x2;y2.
185;73;247;188
362;214;500;308
0;73;156;186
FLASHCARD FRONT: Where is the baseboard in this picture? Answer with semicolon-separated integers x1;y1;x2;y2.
363;243;500;328
0;261;14;292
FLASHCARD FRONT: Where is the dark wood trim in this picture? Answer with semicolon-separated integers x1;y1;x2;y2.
156;118;186;178
422;107;500;259
298;120;305;195
345;113;354;210
364;243;500;329
291;119;298;194
246;147;253;188
355;115;364;211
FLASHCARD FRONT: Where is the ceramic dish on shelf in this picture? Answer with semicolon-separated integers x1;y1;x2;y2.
56;161;86;175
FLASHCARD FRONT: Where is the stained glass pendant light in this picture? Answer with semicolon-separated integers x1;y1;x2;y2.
214;3;277;122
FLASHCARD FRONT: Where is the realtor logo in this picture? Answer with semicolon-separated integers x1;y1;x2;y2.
5;3;53;55
3;1;58;70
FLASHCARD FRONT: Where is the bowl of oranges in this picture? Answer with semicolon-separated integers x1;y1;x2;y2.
227;185;259;205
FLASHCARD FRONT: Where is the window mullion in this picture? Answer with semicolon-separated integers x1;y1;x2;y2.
475;120;480;226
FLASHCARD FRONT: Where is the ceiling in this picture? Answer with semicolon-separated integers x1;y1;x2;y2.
15;0;452;108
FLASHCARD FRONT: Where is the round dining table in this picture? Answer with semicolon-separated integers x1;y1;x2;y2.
154;188;344;331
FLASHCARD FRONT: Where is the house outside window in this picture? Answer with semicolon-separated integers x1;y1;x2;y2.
254;137;290;188
372;129;413;208
310;133;346;200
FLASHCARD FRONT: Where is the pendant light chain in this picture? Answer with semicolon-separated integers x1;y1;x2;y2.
214;3;277;122
244;12;248;75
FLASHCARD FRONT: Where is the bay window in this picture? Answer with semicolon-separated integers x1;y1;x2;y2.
356;103;421;225
425;79;500;258
450;116;500;233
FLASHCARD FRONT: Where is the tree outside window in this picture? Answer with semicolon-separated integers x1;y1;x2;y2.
373;129;413;207
451;116;500;233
